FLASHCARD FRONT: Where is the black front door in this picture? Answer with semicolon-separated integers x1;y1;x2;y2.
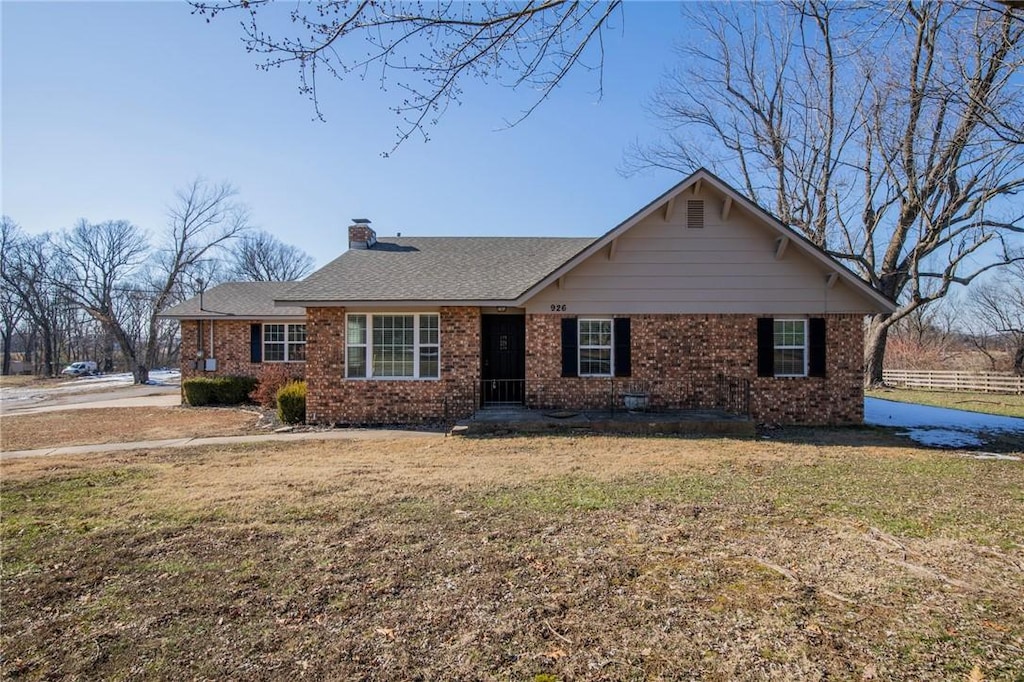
481;314;525;405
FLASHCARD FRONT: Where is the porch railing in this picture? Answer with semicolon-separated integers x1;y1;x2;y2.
442;375;751;426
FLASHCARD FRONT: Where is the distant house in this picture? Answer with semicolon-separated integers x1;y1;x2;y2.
162;169;894;425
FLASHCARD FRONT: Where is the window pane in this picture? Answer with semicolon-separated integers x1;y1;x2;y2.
288;343;306;362
372;315;415;377
346;346;366;378
264;343;285;362
264;324;284;343
774;320;805;347
774;348;805;375
419;346;439;378
580;320;612;346
420;314;439;345
580;348;611;375
347;315;367;345
288;325;307;343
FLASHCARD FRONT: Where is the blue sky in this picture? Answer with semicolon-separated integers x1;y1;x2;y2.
2;1;687;267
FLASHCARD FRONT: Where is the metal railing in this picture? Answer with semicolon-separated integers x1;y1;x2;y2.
479;379;526;407
442;375;751;427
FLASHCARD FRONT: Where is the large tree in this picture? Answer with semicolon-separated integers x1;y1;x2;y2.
0;217;27;375
57;179;250;384
57;219;152;381
226;230;315;281
629;1;1023;385
0;220;74;377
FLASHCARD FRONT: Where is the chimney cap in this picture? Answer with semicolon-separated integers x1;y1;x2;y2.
351;218;371;224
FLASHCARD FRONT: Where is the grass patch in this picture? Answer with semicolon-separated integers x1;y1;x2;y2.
1;406;261;451
868;387;1024;418
2;435;1022;680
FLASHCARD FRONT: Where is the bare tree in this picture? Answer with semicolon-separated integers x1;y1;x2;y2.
628;1;1024;386
0;217;27;375
227;230;315;281
885;294;962;370
142;179;250;382
192;0;623;150
0;221;74;377
55;179;250;384
970;263;1024;374
57;219;151;380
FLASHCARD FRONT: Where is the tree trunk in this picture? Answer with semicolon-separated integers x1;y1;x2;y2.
1;323;12;375
42;327;55;377
134;363;150;385
1013;344;1024;376
864;314;891;388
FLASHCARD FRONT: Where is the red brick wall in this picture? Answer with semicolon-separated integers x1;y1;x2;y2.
304;307;481;425
179;319;305;384
525;313;864;425
183;312;863;425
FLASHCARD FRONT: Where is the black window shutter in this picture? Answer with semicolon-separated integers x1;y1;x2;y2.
250;324;262;363
613;317;631;377
561;318;578;377
808;317;827;377
757;317;774;377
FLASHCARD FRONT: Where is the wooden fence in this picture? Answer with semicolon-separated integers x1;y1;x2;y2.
883;369;1024;395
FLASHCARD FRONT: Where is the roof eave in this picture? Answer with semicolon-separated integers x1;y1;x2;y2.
279;299;521;308
157;312;308;320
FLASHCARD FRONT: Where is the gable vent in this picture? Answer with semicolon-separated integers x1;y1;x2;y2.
687;200;705;229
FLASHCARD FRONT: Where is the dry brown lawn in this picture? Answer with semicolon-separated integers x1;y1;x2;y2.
2;432;1022;680
0;406;262;451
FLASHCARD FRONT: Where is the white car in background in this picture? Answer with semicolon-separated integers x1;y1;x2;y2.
61;361;98;377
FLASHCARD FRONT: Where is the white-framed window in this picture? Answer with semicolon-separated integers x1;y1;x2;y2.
264;323;306;362
773;319;807;377
345;313;440;379
579;318;613;376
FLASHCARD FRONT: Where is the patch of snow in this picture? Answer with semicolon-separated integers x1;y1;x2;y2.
896;429;982;448
866;397;1024;450
958;451;1021;461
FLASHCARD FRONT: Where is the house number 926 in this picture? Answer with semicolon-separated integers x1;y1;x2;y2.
550;304;567;312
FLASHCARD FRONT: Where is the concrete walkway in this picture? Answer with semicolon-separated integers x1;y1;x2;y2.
0;428;444;461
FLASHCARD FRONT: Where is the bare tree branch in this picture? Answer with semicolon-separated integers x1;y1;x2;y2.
626;0;1024;386
191;0;623;152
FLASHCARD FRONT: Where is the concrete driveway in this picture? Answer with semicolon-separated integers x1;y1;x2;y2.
0;372;181;416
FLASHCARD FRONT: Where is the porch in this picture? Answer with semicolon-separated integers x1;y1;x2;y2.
453;405;754;437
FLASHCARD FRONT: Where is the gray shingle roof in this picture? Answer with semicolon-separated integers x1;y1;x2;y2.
159;282;307;319
278;237;594;303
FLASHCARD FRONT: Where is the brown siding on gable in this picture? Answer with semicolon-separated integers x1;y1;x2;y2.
526;189;872;315
304;306;481;425
525;313;864;425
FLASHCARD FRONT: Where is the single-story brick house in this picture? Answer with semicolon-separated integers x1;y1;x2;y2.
162;169;895;425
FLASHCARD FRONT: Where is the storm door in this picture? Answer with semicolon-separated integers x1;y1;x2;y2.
480;314;525;405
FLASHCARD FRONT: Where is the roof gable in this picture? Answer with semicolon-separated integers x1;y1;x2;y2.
515;168;895;313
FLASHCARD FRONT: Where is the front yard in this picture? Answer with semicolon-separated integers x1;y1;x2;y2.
2;432;1022;680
